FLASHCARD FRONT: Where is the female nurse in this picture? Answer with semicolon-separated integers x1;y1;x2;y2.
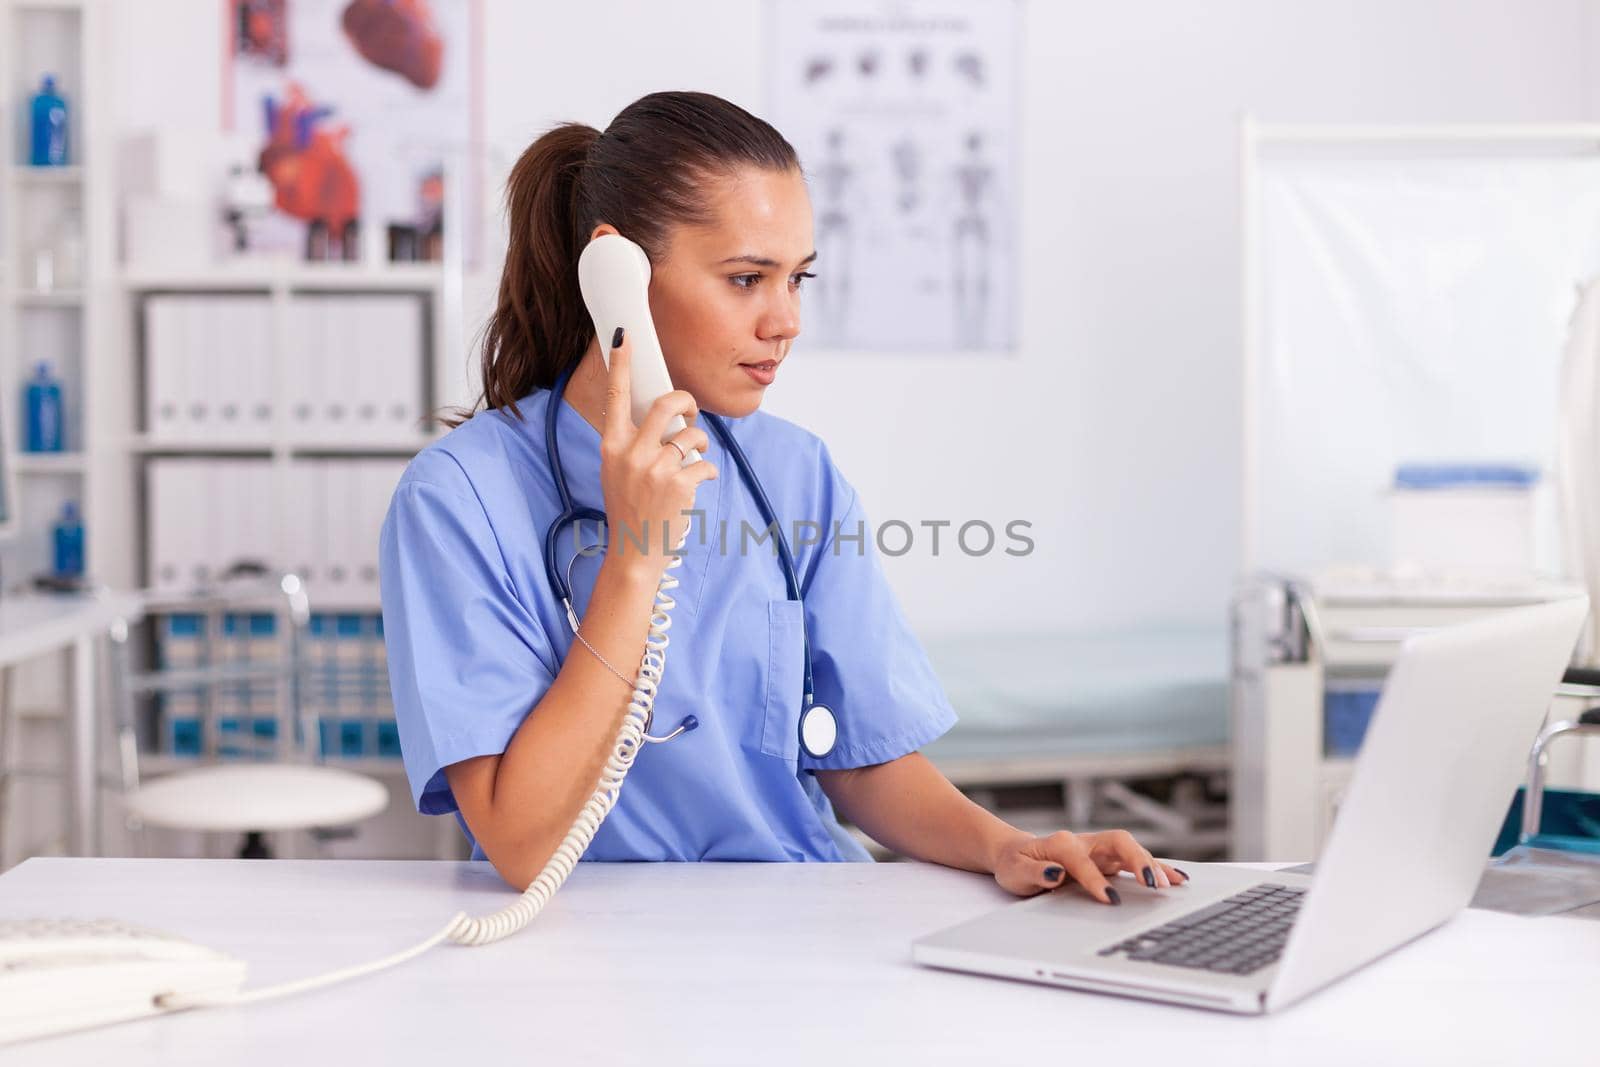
379;90;1188;902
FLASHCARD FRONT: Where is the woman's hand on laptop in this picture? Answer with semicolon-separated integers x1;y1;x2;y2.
991;829;1189;903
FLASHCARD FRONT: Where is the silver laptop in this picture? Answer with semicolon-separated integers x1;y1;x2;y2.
913;596;1588;1014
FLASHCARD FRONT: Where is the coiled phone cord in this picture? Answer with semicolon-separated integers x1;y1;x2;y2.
159;548;685;1011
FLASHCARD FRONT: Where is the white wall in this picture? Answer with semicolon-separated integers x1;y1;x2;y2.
107;0;1600;637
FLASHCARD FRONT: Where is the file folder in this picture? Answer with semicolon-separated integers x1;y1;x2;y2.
144;296;184;440
285;460;325;590
285;298;319;434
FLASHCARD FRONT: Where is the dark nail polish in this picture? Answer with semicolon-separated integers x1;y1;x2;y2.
1175;867;1190;881
612;326;625;349
1106;887;1122;906
1142;866;1156;888
1043;865;1063;882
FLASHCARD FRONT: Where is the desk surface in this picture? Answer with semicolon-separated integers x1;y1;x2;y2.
0;590;141;664
0;858;1594;1066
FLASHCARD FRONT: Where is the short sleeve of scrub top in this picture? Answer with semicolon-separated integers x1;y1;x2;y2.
379;448;560;816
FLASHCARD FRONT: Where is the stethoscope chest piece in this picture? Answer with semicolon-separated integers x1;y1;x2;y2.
800;703;838;760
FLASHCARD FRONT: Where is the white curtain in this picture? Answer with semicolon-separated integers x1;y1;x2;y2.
1254;156;1600;576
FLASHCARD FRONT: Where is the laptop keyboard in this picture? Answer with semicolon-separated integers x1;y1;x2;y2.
1096;883;1306;976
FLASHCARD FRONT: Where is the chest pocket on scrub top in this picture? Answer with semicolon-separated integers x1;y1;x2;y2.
758;599;807;761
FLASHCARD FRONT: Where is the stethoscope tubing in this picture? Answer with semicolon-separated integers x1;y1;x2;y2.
540;365;823;739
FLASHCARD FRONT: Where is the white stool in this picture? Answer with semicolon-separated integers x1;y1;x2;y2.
121;764;388;843
107;570;390;860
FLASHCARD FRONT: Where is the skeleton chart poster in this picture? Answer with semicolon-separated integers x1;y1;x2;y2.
769;0;1018;353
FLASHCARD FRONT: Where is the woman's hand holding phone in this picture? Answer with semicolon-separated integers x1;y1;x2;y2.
599;327;718;578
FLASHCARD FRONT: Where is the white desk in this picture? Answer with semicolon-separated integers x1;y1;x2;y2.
0;858;1594;1065
0;592;141;855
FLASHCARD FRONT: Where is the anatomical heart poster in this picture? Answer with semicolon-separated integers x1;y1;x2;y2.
225;0;479;264
768;0;1018;353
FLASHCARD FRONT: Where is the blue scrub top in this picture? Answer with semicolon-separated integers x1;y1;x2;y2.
378;387;957;863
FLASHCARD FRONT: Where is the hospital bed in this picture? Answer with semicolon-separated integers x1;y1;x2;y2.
914;626;1230;856
1230;573;1592;862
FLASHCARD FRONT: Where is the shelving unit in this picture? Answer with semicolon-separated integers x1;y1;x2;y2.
15;289;84;306
0;0;115;867
0;1;474;862
13;452;85;474
108;251;465;860
126;435;439;457
120;262;450;292
116;266;452;612
12;160;81;183
0;0;105;587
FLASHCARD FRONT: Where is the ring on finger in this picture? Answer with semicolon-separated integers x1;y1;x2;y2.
666;440;687;461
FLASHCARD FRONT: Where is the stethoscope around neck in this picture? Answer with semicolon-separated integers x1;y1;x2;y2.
539;364;838;760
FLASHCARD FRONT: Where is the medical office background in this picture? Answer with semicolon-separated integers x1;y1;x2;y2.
3;0;1600;867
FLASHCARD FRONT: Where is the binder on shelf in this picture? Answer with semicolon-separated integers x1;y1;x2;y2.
244;612;279;743
322;300;357;442
147;458;277;588
165;713;203;758
244;295;275;440
334;462;362;600
281;293;428;445
153;607;393;761
148;296;260;443
338;718;367;759
147;459;196;587
356;459;406;602
376;720;402;759
217;613;247;728
250;297;276;437
306;613;336;754
285;297;320;436
335;614;367;758
212;298;242;439
285;460;325;588
183;299;214;439
147;454;403;612
144;296;180;439
365;295;425;439
212;296;273;442
352;298;382;431
220;458;277;573
158;614;204;757
315;460;347;597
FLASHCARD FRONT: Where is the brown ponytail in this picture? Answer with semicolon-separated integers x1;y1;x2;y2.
452;91;800;426
473;122;597;420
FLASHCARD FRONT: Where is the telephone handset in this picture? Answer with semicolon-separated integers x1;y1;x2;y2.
576;232;702;463
146;233;693;1018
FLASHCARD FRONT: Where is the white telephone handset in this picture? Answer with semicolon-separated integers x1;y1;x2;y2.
576;232;702;462
101;234;694;1031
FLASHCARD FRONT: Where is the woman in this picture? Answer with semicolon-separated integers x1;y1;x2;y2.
380;91;1187;902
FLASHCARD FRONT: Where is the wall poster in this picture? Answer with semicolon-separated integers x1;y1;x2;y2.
225;0;480;265
769;0;1019;352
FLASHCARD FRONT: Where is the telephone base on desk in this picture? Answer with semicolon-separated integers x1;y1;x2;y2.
0;919;245;1046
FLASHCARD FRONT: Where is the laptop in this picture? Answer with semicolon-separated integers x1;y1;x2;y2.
912;596;1588;1014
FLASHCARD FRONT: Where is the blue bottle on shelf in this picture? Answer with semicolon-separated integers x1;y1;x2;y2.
23;362;64;453
53;501;85;578
29;74;68;167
